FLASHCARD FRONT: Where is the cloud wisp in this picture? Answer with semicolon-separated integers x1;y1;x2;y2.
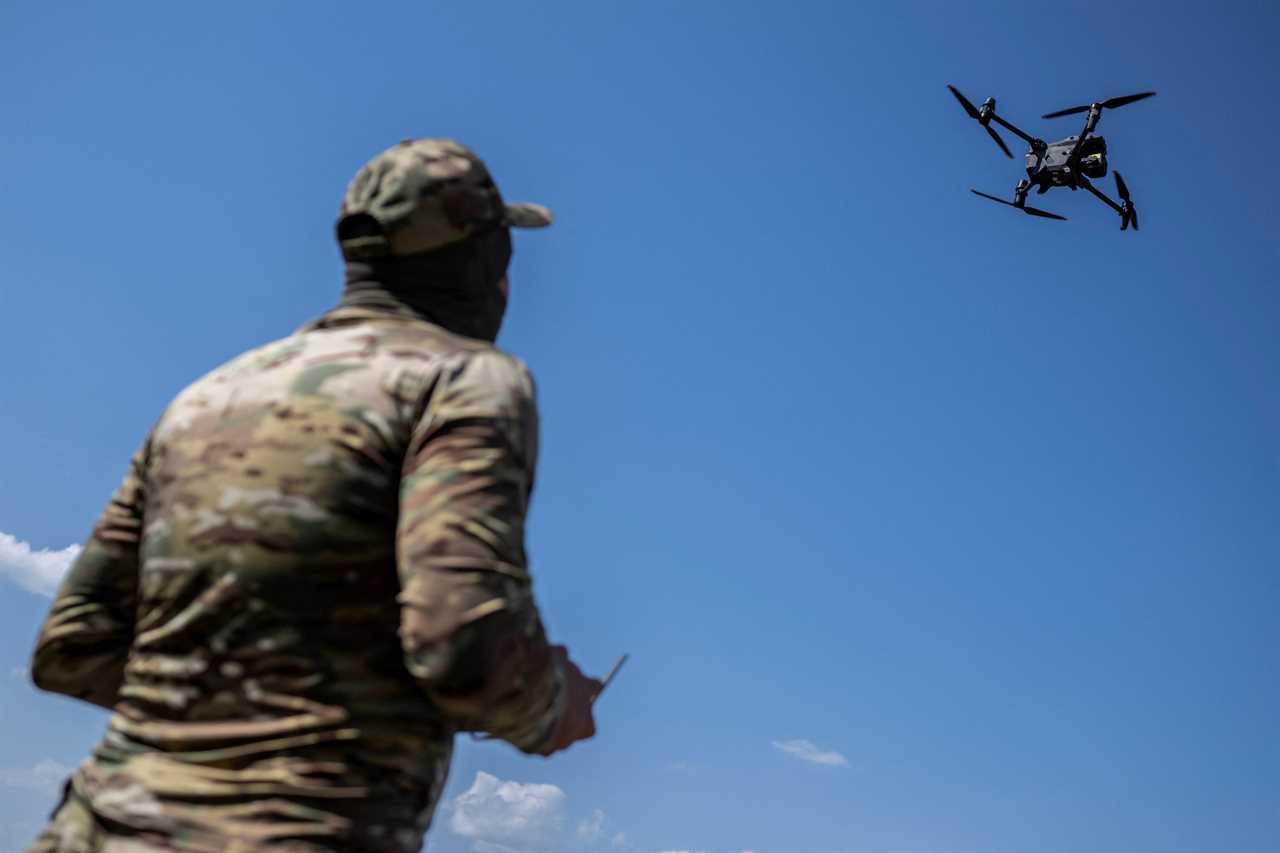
449;771;567;853
447;772;626;853
771;737;850;767
577;809;607;843
0;759;75;795
0;532;78;597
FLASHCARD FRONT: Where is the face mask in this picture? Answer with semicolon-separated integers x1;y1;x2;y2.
340;226;514;342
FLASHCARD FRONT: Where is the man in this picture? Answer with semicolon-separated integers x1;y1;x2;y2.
27;138;602;852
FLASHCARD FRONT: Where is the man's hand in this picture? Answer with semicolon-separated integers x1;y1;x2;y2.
538;646;603;756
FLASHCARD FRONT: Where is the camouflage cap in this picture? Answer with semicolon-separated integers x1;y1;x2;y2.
337;138;553;259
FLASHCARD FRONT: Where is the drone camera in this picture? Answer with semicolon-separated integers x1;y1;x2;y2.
1076;137;1108;178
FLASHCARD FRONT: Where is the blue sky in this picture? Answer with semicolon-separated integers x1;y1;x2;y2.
1;2;1277;852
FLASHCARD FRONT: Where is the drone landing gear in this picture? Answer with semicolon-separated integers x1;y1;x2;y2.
1080;172;1140;231
970;179;1066;221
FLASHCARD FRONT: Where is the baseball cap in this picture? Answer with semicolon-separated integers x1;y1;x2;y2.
337;138;553;260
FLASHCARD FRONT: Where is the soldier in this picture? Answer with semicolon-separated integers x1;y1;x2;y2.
26;139;602;852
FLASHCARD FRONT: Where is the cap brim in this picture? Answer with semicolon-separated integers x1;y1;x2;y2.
503;202;554;228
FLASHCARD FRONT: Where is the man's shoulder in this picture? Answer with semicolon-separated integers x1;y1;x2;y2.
327;311;535;397
297;307;524;365
430;345;536;429
167;314;534;418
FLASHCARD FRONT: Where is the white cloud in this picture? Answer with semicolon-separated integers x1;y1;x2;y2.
449;772;566;853
472;843;522;853
771;738;849;767
574;810;627;849
0;759;75;794
10;666;28;680
577;809;607;842
0;532;79;596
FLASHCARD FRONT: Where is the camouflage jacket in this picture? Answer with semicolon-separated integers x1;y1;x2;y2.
28;305;564;852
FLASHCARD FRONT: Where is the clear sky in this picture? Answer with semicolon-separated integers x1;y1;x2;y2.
1;2;1277;852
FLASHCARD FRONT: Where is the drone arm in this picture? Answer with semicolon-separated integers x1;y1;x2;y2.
988;113;1040;148
1066;106;1103;168
1079;178;1123;215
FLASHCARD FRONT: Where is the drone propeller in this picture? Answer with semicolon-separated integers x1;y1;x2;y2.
970;189;1067;220
1114;171;1139;231
985;125;1013;158
947;84;980;119
1042;91;1156;119
948;84;1013;159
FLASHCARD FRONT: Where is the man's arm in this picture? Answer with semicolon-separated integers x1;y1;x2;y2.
30;440;148;710
396;351;568;753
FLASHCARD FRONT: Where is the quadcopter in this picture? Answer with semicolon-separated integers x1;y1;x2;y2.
947;84;1156;229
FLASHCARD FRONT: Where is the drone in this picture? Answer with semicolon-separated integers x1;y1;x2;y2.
947;84;1155;229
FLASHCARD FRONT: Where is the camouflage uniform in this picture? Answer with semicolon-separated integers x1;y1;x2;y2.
28;140;561;852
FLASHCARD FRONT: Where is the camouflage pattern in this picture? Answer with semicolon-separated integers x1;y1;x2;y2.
28;305;565;852
338;139;552;259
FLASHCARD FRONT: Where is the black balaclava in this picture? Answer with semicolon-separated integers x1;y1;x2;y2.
338;225;514;342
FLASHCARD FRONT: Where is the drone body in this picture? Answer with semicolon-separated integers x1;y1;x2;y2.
948;85;1155;229
1027;135;1109;187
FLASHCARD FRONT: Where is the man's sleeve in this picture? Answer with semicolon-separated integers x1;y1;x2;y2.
30;439;148;710
396;351;564;753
